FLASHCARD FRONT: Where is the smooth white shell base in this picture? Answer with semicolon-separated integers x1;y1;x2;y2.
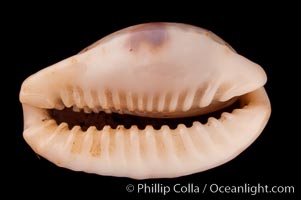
23;88;270;179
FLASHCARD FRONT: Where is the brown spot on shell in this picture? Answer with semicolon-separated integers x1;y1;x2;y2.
90;131;101;157
71;57;78;64
71;131;85;154
126;23;168;52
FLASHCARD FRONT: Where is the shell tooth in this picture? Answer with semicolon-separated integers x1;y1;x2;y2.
125;92;134;112
60;87;73;108
43;120;63;138
46;122;69;150
161;125;170;131
142;125;159;168
69;126;85;154
178;124;201;160
220;112;233;121
157;93;166;112
177;123;187;129
57;122;69;130
128;126;143;170
145;125;154;131
206;117;219;127
72;105;80;112
88;126;101;158
84;90;95;109
171;124;189;161
183;88;196;111
73;86;84;108
199;82;220;107
102;125;112;131
112;90;121;110
104;109;112;114
98;126;111;169
83;106;92;113
92;106;100;113
192;122;215;153
38;122;68;155
169;92;179;112
160;125;181;166
64;126;80;149
98;90;108;110
113;126;127;168
146;94;154;112
54;101;65;110
137;93;144;111
130;125;139;130
206;117;231;146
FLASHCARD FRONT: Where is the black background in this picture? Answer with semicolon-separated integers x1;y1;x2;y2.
10;6;298;199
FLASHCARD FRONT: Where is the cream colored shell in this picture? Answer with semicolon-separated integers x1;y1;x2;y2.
20;23;271;179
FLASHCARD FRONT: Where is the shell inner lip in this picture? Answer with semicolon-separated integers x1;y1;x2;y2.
47;96;245;131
